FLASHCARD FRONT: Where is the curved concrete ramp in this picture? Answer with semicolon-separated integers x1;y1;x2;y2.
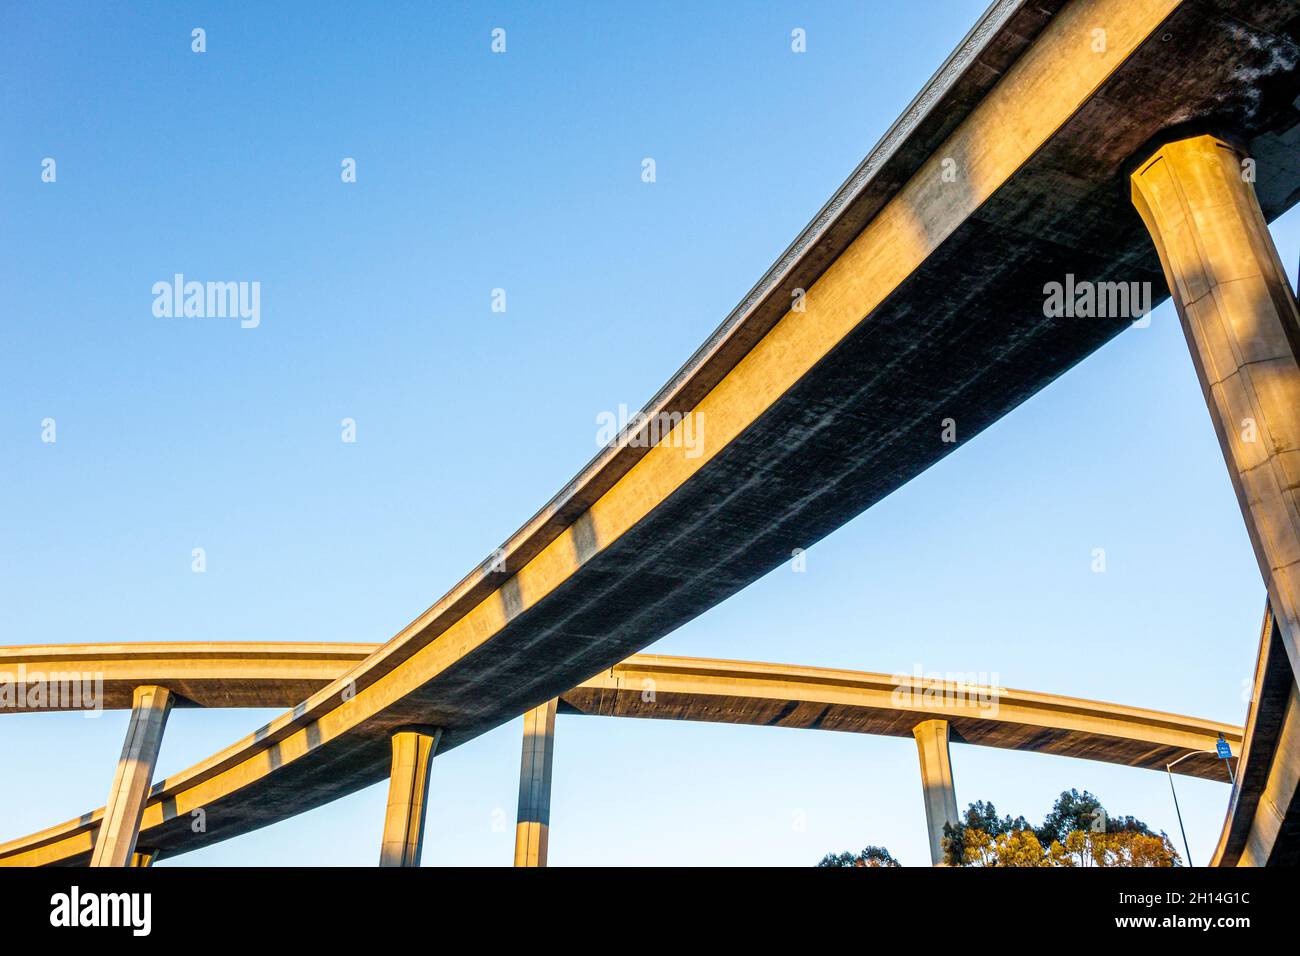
0;642;1239;866
1212;608;1300;866
0;643;375;712
566;656;1238;781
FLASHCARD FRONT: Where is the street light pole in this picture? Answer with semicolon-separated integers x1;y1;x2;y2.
1166;764;1195;867
1165;749;1226;868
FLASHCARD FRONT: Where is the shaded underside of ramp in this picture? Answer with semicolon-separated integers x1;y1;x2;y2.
561;657;1240;782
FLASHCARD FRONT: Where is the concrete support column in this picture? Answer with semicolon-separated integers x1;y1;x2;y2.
378;727;441;867
513;698;558;867
90;685;174;868
1132;135;1300;680
913;718;959;866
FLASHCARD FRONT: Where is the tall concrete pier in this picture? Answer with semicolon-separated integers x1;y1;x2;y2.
514;699;558;868
378;728;441;867
90;685;174;868
1132;135;1300;684
913;720;959;866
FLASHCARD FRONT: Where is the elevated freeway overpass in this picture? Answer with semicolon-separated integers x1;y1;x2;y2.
0;643;1241;866
1213;606;1300;865
5;0;1300;868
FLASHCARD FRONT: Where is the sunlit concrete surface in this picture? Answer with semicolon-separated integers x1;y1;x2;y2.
514;699;558;868
912;719;960;866
0;644;1241;866
1132;133;1300;694
0;642;376;712
1213;607;1300;866
560;656;1239;780
88;685;173;868
378;729;441;867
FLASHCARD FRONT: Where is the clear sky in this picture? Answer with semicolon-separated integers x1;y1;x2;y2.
1;0;1287;867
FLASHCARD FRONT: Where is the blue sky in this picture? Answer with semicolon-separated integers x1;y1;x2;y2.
0;0;1283;866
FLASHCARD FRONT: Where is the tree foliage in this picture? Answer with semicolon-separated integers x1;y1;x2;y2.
1034;788;1156;845
816;845;901;867
942;790;1179;867
818;789;1178;867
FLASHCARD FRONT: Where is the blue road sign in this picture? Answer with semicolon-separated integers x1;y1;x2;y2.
1216;737;1232;759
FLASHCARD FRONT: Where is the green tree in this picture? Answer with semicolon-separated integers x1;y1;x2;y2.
1034;788;1156;846
943;790;1178;867
816;845;901;867
941;800;1030;866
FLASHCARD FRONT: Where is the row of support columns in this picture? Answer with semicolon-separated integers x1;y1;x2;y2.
373;701;559;868
503;702;961;868
82;683;958;868
76;134;1300;870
